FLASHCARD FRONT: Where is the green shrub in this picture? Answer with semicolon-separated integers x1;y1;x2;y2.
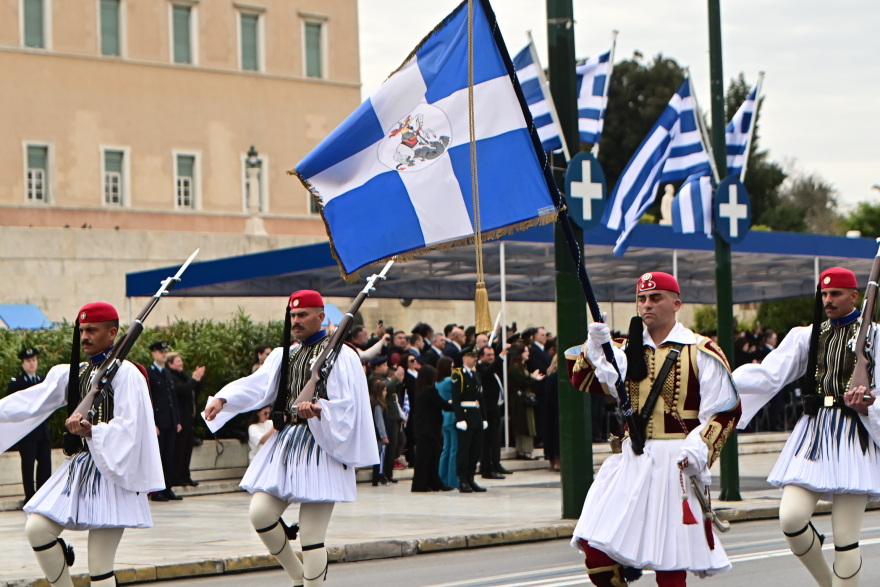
1;309;284;446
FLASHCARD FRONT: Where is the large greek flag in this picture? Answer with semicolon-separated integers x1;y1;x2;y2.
672;171;714;237
601;79;711;256
576;51;611;145
294;0;558;277
512;44;563;153
726;86;758;178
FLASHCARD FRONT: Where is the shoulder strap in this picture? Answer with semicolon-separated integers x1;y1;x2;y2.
637;343;684;435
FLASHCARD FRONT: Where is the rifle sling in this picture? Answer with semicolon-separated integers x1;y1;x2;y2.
637;343;684;440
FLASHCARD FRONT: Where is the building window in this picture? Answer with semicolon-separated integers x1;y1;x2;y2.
103;149;125;206
26;145;49;203
172;4;192;64
100;0;121;56
23;0;46;48
240;12;259;71
304;20;323;78
176;154;196;209
241;153;268;213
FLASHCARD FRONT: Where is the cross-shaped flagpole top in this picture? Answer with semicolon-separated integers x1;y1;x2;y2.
570;160;604;222
719;184;748;238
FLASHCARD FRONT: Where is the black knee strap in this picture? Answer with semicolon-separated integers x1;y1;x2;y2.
784;522;824;544
256;521;279;534
91;571;115;582
833;557;862;580
302;542;325;551
835;542;859;552
33;540;58;552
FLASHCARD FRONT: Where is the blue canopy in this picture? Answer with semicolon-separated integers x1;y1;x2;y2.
125;225;879;305
0;304;54;330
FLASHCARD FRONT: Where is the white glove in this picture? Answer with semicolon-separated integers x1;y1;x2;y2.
455;421;467;431
482;420;488;430
677;446;706;478
588;322;612;347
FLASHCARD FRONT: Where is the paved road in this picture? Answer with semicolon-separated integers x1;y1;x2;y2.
150;511;880;586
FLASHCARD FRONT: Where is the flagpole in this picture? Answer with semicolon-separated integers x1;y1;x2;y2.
739;71;765;183
527;30;571;162
591;29;618;158
686;70;721;183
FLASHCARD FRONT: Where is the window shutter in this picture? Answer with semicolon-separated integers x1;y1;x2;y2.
240;14;258;71
305;22;322;78
27;146;48;170
23;0;44;48
105;150;123;173
172;5;191;64
100;0;121;56
177;155;194;178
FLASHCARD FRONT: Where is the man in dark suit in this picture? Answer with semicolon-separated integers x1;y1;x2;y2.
443;324;465;367
527;327;552;447
452;346;487;493
147;341;181;501
6;347;51;502
476;345;511;479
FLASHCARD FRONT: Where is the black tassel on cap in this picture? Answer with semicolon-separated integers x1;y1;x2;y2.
802;283;824;415
67;319;80;417
625;316;648;382
271;305;293;430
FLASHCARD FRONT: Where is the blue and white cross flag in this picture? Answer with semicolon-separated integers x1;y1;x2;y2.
601;78;711;256
293;0;558;279
725;86;758;179
714;176;751;244
672;171;714;237
513;43;564;153
576;51;611;145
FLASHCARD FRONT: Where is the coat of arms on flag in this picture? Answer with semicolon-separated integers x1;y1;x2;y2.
291;0;559;279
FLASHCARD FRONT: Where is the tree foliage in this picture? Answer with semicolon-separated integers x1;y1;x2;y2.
755;296;816;335
843;202;880;238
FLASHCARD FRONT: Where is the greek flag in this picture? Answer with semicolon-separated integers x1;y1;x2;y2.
672;171;714;237
601;79;711;256
576;51;611;145
726;86;758;178
294;0;558;278
513;44;563;153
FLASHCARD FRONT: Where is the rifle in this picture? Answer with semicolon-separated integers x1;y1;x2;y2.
63;249;199;456
273;259;394;428
848;239;880;401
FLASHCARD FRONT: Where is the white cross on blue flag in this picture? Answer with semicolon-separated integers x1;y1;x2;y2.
513;44;564;153
672;171;714;237
576;51;611;145
601;78;711;256
726;86;758;179
293;0;558;278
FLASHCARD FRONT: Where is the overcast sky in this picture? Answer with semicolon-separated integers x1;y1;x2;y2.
357;0;880;210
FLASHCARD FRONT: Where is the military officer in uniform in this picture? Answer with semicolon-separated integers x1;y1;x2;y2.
566;272;740;586
147;340;182;501
452;346;488;493
6;347;52;502
736;267;880;586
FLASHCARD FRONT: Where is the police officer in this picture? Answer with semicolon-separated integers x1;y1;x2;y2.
7;347;51;502
452;346;488;493
147;341;181;501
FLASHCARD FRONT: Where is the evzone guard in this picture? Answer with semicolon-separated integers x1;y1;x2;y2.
565;272;740;586
735;266;880;586
0;302;163;586
204;290;377;586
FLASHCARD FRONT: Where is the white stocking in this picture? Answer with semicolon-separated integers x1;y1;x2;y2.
249;491;303;585
88;527;124;585
779;485;831;587
831;493;868;586
300;502;334;586
24;514;74;587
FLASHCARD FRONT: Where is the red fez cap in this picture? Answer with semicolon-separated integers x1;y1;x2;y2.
637;272;680;294
288;290;324;309
78;302;119;323
820;267;858;290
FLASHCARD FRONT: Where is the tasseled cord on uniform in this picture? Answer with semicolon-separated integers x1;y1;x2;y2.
679;470;698;526
625;316;648;382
